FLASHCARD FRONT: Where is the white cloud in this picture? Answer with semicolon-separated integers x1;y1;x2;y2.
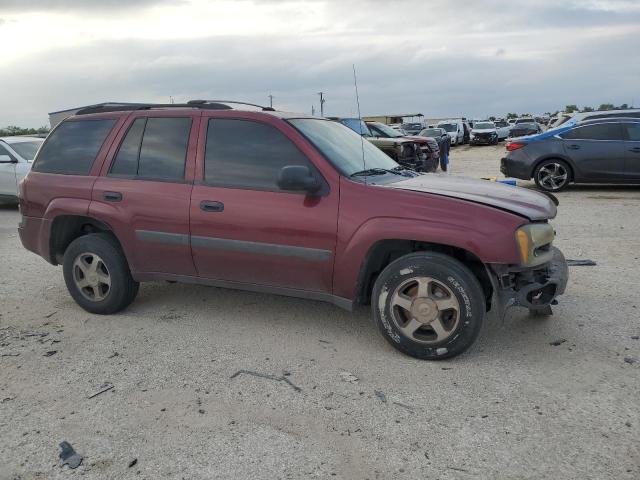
1;0;639;126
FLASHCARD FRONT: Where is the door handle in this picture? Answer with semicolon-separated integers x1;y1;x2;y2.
103;191;122;202
200;200;224;212
629;147;640;153
566;144;581;150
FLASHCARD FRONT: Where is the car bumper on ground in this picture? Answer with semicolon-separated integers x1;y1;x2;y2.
488;247;569;311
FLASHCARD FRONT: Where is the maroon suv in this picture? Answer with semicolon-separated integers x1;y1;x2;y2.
18;100;568;360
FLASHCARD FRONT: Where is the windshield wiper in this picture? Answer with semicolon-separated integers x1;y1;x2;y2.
350;168;401;177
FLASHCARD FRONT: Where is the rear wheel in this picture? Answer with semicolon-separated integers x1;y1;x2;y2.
372;252;485;360
63;233;139;314
534;159;571;192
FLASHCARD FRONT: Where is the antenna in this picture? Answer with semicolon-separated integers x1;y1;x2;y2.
352;64;366;183
317;92;326;116
268;94;274;108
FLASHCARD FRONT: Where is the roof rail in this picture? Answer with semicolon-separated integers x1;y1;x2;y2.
75;102;233;116
187;99;276;111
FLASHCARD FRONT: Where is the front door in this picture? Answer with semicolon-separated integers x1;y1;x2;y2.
560;123;626;181
623;122;640;180
190;115;338;293
90;113;199;276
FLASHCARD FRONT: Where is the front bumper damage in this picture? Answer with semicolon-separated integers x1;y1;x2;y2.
488;247;568;314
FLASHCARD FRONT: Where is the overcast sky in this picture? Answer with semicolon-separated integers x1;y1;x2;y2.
1;0;639;126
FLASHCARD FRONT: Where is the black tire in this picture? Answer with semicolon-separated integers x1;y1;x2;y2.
533;159;571;192
62;233;139;314
372;252;485;360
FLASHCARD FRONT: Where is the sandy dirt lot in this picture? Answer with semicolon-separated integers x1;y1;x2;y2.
1;143;639;479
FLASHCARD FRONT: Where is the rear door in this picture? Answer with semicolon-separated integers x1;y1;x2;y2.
559;123;626;181
90;112;199;276
189;114;339;292
623;122;640;180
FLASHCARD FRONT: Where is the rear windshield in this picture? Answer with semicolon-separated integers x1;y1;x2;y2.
32;119;115;175
10;140;43;161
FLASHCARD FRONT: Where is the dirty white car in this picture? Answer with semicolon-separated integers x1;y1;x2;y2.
0;136;44;201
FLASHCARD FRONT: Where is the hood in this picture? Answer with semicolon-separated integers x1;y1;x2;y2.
472;128;496;134
368;137;413;147
404;135;431;145
388;174;557;220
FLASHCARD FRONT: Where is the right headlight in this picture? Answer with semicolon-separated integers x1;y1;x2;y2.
515;223;555;266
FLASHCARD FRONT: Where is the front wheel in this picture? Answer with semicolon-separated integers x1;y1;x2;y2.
63;233;139;314
372;252;485;360
534;159;571;192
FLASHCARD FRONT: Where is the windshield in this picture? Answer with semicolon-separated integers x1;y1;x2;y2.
419;128;440;137
515;123;536;129
474;122;495;129
439;123;457;132
339;118;373;137
369;122;403;138
516;118;534;124
403;123;422;129
289;119;399;177
9;140;43;160
495;121;508;127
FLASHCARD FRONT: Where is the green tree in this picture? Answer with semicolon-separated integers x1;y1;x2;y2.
581;106;594;112
565;104;578;113
617;103;628;110
0;125;49;136
598;103;615;111
489;116;496;121
506;112;518;119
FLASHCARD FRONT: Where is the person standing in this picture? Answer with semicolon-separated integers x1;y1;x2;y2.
440;132;450;172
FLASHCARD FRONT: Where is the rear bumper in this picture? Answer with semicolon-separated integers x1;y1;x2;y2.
500;156;531;180
18;215;53;264
489;247;568;310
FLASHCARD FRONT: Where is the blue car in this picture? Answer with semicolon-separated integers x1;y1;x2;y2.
501;118;640;191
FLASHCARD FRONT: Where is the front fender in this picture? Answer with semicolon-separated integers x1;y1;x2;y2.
333;214;524;300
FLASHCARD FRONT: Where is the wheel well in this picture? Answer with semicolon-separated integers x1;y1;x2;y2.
532;157;574;180
355;240;494;311
49;215;117;265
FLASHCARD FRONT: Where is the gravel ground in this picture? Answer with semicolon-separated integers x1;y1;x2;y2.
1;143;639;479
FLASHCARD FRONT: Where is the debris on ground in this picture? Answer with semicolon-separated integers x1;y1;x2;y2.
43;350;57;357
59;441;83;469
566;259;597;266
339;371;359;384
230;369;302;392
44;311;58;318
623;356;637;365
108;352;119;359
549;339;567;346
393;401;414;412
87;382;115;399
374;390;387;403
128;458;138;468
1;353;20;357
631;335;639;340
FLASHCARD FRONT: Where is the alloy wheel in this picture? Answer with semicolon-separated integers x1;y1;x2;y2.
390;276;460;344
72;253;111;302
537;163;568;190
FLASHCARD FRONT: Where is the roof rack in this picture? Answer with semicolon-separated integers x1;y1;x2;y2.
187;99;276;111
75;99;275;116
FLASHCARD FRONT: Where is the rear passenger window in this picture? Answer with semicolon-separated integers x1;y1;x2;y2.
204;119;313;191
33;119;115;175
109;117;192;181
624;123;640;141
561;124;623;141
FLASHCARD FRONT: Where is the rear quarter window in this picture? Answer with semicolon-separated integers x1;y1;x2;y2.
32;119;115;175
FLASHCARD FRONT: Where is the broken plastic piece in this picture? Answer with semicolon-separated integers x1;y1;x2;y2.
59;441;83;469
566;259;597;266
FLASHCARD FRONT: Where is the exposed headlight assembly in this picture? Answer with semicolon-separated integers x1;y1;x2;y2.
515;223;555;266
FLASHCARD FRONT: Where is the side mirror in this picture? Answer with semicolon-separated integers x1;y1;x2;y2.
0;155;16;163
277;165;321;194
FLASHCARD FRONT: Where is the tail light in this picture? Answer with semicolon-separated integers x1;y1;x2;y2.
506;142;526;152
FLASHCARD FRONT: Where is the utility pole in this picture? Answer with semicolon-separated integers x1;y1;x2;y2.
268;94;274;108
318;92;326;117
311;105;315;116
